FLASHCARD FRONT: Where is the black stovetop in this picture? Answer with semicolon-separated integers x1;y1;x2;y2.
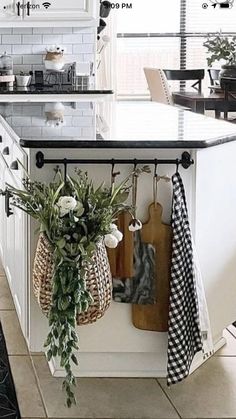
0;84;113;95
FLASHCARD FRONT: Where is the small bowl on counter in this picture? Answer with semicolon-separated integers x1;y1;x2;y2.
15;74;32;87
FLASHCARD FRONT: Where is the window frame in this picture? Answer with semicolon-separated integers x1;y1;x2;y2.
116;0;236;98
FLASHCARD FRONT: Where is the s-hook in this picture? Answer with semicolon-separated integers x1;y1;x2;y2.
63;160;68;184
153;159;158;207
111;159;120;187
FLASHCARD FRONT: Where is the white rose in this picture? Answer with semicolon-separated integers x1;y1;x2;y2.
104;234;119;249
112;229;123;242
128;218;142;232
57;196;77;217
110;223;118;231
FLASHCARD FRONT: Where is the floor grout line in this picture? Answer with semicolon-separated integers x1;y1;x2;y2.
155;379;182;419
29;353;49;419
0;308;16;311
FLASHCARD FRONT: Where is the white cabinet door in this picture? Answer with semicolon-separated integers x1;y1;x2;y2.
4;168;15;293
0;154;7;263
0;1;22;20
4;167;27;336
13;192;27;336
24;0;97;22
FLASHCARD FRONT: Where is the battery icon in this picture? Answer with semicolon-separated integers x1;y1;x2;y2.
220;2;230;6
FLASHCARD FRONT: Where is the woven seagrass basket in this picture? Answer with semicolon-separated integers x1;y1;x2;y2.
32;233;112;325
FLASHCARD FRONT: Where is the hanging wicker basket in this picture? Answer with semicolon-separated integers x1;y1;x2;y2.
32;233;112;325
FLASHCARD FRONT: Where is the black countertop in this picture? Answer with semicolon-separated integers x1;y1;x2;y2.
0;85;113;95
0;101;236;149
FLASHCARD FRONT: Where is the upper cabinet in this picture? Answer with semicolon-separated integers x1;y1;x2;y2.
0;0;98;26
0;0;22;20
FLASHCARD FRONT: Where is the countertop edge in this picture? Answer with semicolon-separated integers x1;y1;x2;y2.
19;135;236;149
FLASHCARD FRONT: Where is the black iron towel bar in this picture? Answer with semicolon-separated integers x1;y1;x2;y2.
35;151;194;170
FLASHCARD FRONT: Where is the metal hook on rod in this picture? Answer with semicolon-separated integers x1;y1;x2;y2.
176;159;180;173
111;158;120;187
63;160;68;184
153;159;159;207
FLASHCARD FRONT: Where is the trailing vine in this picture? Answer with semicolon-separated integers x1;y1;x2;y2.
7;166;150;406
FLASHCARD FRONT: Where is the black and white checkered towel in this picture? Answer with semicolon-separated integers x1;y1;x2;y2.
167;172;203;386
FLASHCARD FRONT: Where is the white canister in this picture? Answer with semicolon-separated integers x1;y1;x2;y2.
15;75;31;87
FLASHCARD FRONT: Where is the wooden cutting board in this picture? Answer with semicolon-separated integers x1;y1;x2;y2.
107;211;134;278
132;203;172;332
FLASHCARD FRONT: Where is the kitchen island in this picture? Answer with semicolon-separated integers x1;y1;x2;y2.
1;100;236;378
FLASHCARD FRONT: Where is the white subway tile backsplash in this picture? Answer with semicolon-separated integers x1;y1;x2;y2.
32;64;45;72
22;127;42;137
0;29;12;34
72;116;93;127
31;116;45;126
9;103;95;140
2;35;21;45
12;45;32;54
73;43;94;54
83;53;95;62
22;35;42;44
22;105;43;116
64;116;73;125
64;54;83;63
53;28;73;34
63;34;83;44
32;45;46;54
13;65;32;74
33;28;53;34
82;127;95;137
23;55;43;64
0;45;12;54
43;34;63;45
13;56;23;65
61;127;82;137
13;28;33;35
11;116;32;126
0;27;96;75
42;127;64;137
83;34;95;44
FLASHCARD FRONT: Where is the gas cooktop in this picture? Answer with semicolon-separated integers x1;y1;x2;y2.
0;85;113;94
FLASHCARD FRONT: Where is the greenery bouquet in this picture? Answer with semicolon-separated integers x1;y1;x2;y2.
7;166;149;407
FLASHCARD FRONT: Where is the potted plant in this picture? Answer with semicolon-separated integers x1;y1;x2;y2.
203;32;236;80
15;71;32;87
7;166;148;407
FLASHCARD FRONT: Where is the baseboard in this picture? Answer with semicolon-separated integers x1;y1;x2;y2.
48;335;226;378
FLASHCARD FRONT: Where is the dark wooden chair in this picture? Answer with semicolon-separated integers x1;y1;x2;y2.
164;69;205;93
208;69;221;118
208;69;220;87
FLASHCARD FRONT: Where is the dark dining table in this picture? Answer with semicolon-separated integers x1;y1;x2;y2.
172;89;236;118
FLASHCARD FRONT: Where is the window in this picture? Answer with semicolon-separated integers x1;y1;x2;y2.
117;37;180;97
116;0;181;97
116;0;236;97
116;0;180;33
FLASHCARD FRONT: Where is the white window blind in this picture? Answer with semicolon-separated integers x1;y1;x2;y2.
116;0;180;34
116;0;181;97
116;0;236;97
186;0;236;33
117;38;180;96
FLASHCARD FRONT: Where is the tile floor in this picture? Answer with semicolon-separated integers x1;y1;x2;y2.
1;262;236;419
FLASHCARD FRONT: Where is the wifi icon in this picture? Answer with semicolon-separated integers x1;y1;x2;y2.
42;2;51;9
